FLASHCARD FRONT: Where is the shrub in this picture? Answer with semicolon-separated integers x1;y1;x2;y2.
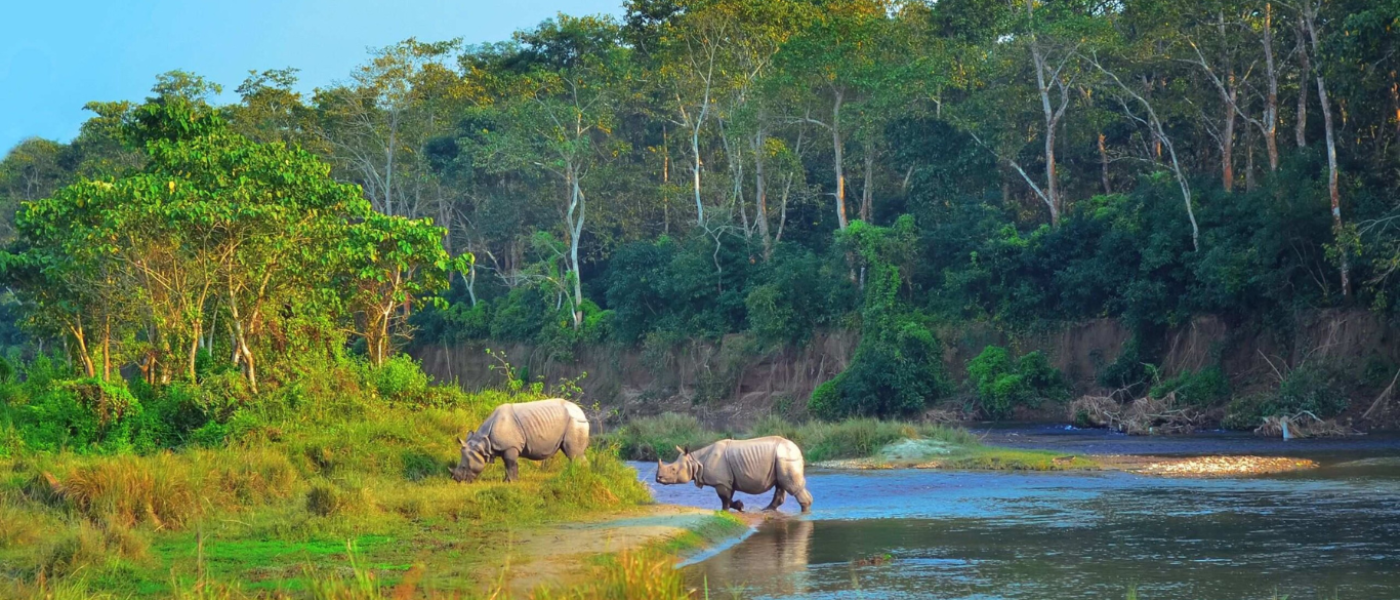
1151;366;1230;407
37;521;148;576
809;219;948;419
0;502;53;549
967;346;1068;419
18;378;144;452
1223;363;1349;430
369;354;432;404
306;481;347;517
400;449;446;482
606;413;721;461
1272;364;1349;418
59;454;197;528
540;445;651;510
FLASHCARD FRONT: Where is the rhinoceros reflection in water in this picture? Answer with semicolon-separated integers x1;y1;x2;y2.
695;518;815;596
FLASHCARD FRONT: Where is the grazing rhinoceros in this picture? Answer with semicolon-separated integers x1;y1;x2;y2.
655;436;813;513
452;398;590;483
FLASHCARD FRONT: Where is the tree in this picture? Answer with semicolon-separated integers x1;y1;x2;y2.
478;16;627;330
1294;0;1351;298
773;0;890;231
1;80;461;390
316;38;469;219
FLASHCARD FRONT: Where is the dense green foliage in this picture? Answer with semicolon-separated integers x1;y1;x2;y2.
4;0;1400;420
967;346;1069;419
1150;366;1232;408
0;89;464;394
1223;362;1351;429
809;218;948;418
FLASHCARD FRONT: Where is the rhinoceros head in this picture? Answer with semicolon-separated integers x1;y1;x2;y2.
452;436;490;483
655;446;700;486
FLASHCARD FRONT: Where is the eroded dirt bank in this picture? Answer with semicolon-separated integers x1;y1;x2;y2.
414;310;1400;429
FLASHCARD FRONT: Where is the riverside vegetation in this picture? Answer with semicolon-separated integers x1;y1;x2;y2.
608;413;1097;470
5;0;1400;432
0;353;697;599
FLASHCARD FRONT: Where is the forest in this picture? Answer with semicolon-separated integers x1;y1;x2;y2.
4;1;1400;598
2;0;1400;429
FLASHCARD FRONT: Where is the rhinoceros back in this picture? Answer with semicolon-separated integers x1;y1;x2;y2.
720;437;795;494
506;399;588;460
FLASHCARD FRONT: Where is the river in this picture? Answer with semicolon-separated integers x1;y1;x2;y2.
630;428;1400;600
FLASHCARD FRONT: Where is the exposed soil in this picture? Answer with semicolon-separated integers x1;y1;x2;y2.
415;310;1400;432
487;504;754;593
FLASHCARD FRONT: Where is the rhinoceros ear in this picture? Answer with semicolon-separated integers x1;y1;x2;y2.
674;445;687;457
457;437;467;448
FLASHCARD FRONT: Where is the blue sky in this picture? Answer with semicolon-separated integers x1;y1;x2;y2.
0;0;624;153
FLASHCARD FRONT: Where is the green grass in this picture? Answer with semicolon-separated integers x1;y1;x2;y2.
650;512;748;557
605;412;1095;471
0;377;664;599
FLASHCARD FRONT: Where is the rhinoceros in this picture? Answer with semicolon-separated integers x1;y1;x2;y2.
655;436;813;513
452;398;590;483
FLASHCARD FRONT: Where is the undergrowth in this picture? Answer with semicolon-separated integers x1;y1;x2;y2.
0;354;659;599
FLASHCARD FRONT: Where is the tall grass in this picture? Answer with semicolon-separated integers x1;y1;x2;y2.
610;414;723;461
0;357;658;598
606;413;981;462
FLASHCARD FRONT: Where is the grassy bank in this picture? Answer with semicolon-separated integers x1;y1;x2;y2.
605;413;1096;471
0;358;728;599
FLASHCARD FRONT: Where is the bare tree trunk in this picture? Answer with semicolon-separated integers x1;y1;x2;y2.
1295;18;1310;148
1098;132;1112;194
663;125;671;235
1218;12;1237;191
69;321;95;379
102;318;112;381
1262;2;1281;170
831;90;848;230
1223;82;1237;191
860;138;874;223
1142;75;1163;158
1035;52;1062;225
567;167;586;329
385;120;397;216
188;320;200;382
1318;80;1348;297
226;288;258;394
1028;0;1067;225
1391;71;1400;147
1302;2;1349;298
754;127;771;260
692;124;703;223
1246;126;1257;191
1091;57;1200;250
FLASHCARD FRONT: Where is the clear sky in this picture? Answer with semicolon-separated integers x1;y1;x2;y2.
0;0;624;153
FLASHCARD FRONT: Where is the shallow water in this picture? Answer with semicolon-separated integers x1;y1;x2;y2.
632;431;1400;600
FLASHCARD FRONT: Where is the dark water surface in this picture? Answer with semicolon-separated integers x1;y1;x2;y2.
631;431;1400;600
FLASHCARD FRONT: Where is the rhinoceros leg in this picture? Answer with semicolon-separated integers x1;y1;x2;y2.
762;487;786;512
716;485;742;512
792;487;812;513
502;448;520;482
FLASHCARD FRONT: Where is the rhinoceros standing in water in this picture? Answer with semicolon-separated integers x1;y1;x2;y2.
452;398;590;483
655;436;813;513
